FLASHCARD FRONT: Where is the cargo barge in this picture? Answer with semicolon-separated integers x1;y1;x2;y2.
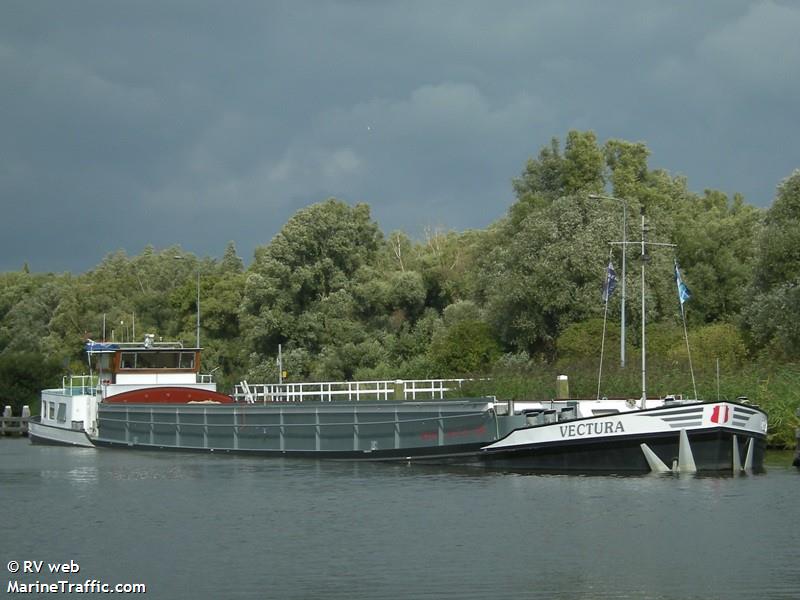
32;217;771;473
31;338;767;474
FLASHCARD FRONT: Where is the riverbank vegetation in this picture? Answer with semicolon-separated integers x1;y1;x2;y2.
1;131;798;446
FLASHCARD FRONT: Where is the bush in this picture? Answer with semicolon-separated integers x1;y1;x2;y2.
0;352;62;415
667;322;747;372
429;320;500;376
556;319;609;361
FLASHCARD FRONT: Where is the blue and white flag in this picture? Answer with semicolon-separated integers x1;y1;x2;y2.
602;261;618;302
674;260;692;305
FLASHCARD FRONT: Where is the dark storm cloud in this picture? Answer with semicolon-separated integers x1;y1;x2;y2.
1;1;797;272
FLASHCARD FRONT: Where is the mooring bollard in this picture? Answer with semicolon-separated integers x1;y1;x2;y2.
1;405;10;435
556;375;570;400
22;405;31;434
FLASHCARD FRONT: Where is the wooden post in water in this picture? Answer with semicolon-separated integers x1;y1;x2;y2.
21;405;30;435
0;405;31;435
1;405;10;435
0;405;30;437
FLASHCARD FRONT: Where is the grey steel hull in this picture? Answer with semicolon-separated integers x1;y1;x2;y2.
92;399;767;473
94;400;509;459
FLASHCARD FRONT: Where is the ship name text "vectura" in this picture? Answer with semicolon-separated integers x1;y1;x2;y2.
559;421;625;438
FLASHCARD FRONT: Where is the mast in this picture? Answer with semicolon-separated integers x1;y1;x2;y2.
621;206;626;369
609;210;675;408
640;212;647;408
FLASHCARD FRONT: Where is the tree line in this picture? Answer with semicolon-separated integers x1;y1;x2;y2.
1;131;798;443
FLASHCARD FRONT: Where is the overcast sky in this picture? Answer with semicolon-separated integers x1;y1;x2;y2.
1;1;798;272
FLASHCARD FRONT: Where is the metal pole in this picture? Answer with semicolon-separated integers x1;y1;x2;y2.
278;344;283;385
640;213;646;408
620;201;627;369
196;271;200;348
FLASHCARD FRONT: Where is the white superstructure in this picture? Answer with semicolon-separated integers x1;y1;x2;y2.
30;375;97;447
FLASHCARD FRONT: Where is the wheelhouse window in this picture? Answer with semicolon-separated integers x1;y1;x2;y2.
119;351;196;370
91;353;113;371
57;403;67;423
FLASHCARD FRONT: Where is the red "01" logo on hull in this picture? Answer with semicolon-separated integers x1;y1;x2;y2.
710;405;729;424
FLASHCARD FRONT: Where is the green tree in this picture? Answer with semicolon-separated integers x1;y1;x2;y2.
241;199;383;369
752;170;800;290
743;170;800;358
416;228;485;310
672;190;761;323
429;319;500;375
0;274;65;355
201;273;245;340
0;352;61;414
562;130;605;196
604;139;650;200
512;131;605;204
479;194;617;356
220;241;245;274
512;137;565;203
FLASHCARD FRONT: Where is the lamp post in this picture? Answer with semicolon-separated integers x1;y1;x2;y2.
194;270;200;349
589;194;627;368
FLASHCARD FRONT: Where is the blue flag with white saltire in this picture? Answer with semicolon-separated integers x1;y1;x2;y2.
602;261;618;302
674;260;692;305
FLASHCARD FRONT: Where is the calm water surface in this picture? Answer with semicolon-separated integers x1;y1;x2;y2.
1;439;798;599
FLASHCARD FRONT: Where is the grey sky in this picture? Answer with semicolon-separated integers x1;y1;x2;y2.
2;1;798;272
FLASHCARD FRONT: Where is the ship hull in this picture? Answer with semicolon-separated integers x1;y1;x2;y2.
92;399;500;462
478;428;766;473
480;401;768;473
28;417;95;448
89;399;767;474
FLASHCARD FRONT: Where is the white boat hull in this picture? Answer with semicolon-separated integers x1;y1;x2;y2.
479;401;768;473
28;417;95;448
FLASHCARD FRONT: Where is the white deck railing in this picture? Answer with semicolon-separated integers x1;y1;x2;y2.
233;379;471;403
59;375;98;396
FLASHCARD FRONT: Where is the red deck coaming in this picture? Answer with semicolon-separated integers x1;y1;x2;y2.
105;387;234;404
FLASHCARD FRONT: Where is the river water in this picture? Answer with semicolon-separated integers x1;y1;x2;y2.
1;439;798;599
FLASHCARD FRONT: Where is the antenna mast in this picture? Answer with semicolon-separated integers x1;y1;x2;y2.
610;210;676;408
